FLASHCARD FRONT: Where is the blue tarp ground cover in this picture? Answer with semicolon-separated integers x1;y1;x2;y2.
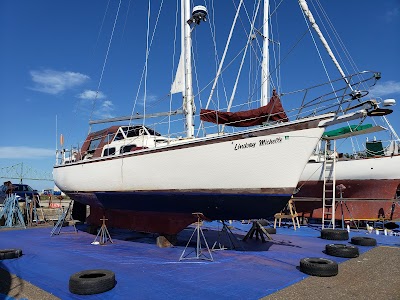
0;223;398;300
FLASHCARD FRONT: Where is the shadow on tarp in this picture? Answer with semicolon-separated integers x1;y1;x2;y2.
0;260;26;300
0;262;12;298
0;224;398;299
101;222;302;252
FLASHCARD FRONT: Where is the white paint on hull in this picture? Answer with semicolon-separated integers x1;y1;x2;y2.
54;127;325;193
301;155;400;181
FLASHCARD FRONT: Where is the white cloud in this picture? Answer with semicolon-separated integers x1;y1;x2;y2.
30;69;90;94
93;100;115;119
78;90;106;100
370;80;400;98
135;93;159;107
0;147;54;159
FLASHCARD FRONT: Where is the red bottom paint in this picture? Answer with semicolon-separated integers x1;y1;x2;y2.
87;207;198;235
295;199;400;221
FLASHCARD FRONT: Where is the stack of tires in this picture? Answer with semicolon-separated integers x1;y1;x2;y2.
299;229;377;277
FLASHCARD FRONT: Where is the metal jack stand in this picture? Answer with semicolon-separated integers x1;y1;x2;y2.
179;213;213;262
336;184;358;230
92;217;113;245
0;194;26;228
50;201;77;236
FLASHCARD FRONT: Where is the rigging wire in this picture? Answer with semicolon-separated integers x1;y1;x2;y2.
206;0;229;109
89;0;122;134
312;1;398;154
195;0;226;137
93;0;111;55
142;0;151;127
310;0;350;79
128;0;164;127
299;2;344;115
309;0;358;154
317;0;399;149
121;0;133;40
169;0;180;139
227;0;262;113
271;0;280;94
315;0;365;89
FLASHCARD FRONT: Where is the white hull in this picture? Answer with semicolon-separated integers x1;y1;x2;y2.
296;155;400;201
54;124;325;195
301;155;400;181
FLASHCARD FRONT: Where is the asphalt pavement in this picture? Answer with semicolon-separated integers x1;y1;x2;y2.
263;246;400;300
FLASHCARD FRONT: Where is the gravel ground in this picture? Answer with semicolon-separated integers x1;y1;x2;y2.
263;246;400;300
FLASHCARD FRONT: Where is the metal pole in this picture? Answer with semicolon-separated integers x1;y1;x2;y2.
261;0;269;106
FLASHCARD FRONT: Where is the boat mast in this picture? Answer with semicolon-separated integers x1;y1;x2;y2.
183;0;195;138
261;0;269;106
298;0;353;91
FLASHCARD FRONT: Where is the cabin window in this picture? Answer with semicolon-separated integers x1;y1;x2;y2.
88;138;102;152
103;147;116;156
114;131;125;141
146;127;161;136
126;127;142;137
120;144;137;154
106;133;115;143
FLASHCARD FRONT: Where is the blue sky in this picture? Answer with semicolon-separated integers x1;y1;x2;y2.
1;0;399;192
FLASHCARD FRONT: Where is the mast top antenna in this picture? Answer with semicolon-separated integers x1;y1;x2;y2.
187;5;208;25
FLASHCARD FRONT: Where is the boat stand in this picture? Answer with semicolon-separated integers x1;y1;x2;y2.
243;220;272;242
25;196;44;227
212;220;243;251
50;201;77;236
92;217;113;245
0;194;26;228
274;199;300;230
336;199;359;230
179;212;213;262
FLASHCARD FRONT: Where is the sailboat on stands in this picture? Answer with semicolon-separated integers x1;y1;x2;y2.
53;0;391;237
295;118;400;222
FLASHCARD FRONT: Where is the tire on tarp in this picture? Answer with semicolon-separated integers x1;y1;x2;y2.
351;236;377;246
69;269;116;295
325;244;359;258
0;249;23;260
300;257;338;277
320;229;349;240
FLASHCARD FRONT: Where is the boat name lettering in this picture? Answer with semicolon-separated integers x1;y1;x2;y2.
234;142;256;150
234;137;283;150
259;137;283;146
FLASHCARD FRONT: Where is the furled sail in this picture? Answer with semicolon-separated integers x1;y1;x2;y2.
170;54;185;94
200;90;288;127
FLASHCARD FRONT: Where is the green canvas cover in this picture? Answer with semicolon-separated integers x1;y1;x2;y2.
366;141;384;157
323;124;373;138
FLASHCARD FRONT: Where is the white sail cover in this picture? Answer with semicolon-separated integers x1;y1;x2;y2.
170;53;185;94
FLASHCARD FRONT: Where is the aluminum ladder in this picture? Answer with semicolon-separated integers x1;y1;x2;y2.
322;140;336;229
50;200;77;236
